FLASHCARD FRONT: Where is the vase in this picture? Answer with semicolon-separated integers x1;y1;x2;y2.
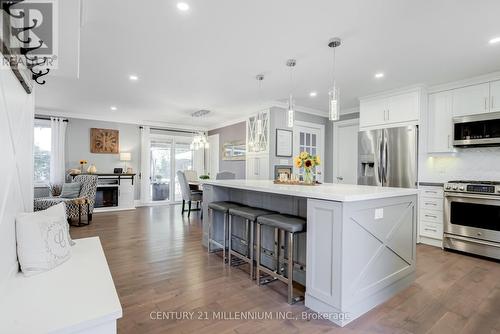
303;169;314;184
87;164;97;174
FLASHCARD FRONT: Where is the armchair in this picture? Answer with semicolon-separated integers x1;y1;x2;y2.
34;175;98;222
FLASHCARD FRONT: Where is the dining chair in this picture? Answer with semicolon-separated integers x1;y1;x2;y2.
177;170;202;217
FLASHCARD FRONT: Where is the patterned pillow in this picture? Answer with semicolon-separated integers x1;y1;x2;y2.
16;203;72;277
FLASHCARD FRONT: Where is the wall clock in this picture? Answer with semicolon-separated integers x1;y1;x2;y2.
90;128;119;154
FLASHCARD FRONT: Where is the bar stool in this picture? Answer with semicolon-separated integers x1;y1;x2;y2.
207;201;243;263
256;214;306;304
227;207;276;279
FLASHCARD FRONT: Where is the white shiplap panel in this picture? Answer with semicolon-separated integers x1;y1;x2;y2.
0;68;34;291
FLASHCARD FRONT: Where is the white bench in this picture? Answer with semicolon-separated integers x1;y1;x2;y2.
0;237;122;334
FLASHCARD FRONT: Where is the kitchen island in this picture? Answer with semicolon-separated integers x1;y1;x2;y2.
202;180;418;327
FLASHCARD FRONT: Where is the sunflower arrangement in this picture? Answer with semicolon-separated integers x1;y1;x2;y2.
294;151;320;183
79;159;88;172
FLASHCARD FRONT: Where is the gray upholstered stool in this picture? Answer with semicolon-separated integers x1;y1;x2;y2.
227;207;276;279
207;201;243;263
256;214;306;304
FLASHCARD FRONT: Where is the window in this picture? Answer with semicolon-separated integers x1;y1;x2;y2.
34;123;51;185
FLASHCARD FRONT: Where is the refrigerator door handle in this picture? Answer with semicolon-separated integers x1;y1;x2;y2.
378;132;384;184
383;136;388;184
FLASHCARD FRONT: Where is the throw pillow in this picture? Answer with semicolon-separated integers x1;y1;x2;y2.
16;203;73;277
41;202;75;246
48;183;62;197
60;182;81;198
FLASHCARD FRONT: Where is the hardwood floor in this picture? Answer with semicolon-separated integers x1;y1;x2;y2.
70;206;500;334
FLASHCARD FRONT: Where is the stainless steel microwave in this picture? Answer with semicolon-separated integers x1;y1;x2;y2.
453;112;500;147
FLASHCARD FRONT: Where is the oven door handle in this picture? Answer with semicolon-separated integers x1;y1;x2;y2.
445;192;500;201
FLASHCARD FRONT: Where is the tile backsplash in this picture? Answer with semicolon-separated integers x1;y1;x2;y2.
420;147;500;182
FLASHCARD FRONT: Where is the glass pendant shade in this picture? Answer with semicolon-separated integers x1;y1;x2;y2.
287;94;294;128
191;132;209;150
329;84;340;121
327;37;341;122
256;118;263;135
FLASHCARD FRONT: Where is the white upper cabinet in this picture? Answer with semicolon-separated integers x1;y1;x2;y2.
359;98;387;129
490;80;500;112
387;92;420;124
360;89;421;130
452;83;489;116
427;91;454;153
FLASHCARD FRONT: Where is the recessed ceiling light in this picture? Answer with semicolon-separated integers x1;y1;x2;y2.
129;74;139;81
177;2;189;11
489;36;500;44
309;91;318;97
374;72;385;79
110;106;117;111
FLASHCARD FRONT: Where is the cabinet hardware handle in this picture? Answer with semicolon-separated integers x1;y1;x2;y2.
387;109;390;120
448;135;451;148
425;202;437;206
424;227;438;232
485;97;488;111
426;190;437;194
425;214;437;219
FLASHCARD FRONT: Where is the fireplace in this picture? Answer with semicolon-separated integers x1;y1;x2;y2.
95;186;119;208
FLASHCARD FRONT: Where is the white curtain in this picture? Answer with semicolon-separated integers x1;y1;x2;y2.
140;126;151;204
49;117;67;185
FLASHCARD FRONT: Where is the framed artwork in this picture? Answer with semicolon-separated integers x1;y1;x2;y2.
274;165;293;180
222;141;246;161
276;129;293;157
90;128;119;154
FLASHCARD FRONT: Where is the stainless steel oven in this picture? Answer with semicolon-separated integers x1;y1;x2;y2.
444;181;500;260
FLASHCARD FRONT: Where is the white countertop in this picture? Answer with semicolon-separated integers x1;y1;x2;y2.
203;179;417;202
0;237;122;334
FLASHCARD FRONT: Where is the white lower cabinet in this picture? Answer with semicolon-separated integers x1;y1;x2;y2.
246;153;269;180
418;185;444;247
118;179;135;209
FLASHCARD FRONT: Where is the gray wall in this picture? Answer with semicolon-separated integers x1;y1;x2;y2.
208;121;246;179
269;107;334;182
65;118;141;200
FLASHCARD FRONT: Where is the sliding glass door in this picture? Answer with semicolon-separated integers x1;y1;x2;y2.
174;141;193;201
150;138;172;202
148;134;195;204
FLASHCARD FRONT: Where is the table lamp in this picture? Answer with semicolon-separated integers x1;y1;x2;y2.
120;152;131;173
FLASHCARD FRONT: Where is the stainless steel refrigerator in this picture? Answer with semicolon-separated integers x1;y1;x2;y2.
358;126;418;188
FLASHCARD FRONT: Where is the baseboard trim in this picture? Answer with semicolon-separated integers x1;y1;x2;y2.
418;236;443;248
135;201;182;207
94;207;136;213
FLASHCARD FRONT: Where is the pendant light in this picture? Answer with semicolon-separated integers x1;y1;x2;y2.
190;132;209;150
190;110;210;150
256;74;264;136
286;59;296;128
328;37;341;121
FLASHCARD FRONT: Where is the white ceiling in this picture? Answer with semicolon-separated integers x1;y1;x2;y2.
36;0;500;129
